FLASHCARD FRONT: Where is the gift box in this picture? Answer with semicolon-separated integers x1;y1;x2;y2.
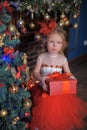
46;73;77;96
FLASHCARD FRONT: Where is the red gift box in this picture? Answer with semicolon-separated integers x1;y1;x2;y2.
46;73;77;96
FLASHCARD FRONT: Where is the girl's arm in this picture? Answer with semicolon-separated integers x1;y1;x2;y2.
63;58;76;79
33;56;42;81
33;55;48;91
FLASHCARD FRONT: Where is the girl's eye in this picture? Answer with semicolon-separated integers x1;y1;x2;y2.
48;40;63;44
49;41;54;43
57;42;63;44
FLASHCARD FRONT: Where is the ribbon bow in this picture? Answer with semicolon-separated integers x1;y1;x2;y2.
47;72;72;80
38;19;57;36
3;46;14;58
16;65;27;79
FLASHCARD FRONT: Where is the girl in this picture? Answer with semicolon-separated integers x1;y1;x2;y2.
30;26;87;130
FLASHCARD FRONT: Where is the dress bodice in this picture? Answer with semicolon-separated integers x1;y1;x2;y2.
41;64;62;76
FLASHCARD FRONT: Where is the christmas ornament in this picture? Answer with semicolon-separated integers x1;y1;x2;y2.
59;19;64;26
21;53;28;64
23;98;32;108
73;13;77;18
17;15;24;28
12;34;17;40
8;24;16;33
12;116;20;125
25;111;30;117
25;122;30;129
29;22;35;29
0;109;8;117
15;31;20;38
34;33;41;41
44;13;50;21
60;12;70;27
60;12;65;19
73;22;78;28
9;85;19;94
21;25;27;33
23;74;39;90
65;20;70;26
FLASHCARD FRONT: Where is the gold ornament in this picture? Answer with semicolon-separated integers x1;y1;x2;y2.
21;53;28;64
0;109;8;117
59;19;65;26
44;13;50;21
9;85;19;94
65;20;70;26
73;22;78;28
12;116;19;125
73;14;77;18
23;99;32;108
8;24;16;33
16;31;20;38
60;12;65;19
29;22;35;29
12;34;17;40
34;33;41;40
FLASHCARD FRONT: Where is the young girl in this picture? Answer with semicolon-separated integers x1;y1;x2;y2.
30;26;87;130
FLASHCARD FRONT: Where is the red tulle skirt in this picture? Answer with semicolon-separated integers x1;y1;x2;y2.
30;86;87;130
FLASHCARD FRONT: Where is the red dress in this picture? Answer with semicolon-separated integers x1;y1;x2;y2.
30;65;87;130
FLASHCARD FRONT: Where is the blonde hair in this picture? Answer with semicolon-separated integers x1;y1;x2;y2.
47;26;67;54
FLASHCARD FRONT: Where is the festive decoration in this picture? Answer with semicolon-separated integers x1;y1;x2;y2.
34;33;41;40
17;15;25;27
9;0;82;16
21;53;28;64
29;22;35;29
59;12;70;27
37;18;57;36
73;22;78;28
25;122;31;129
8;84;19;94
9;0;82;26
21;74;39;90
8;23;16;33
12;116;20;125
45;72;77;95
0;109;8;117
0;1;32;130
44;13;50;21
23;98;32;108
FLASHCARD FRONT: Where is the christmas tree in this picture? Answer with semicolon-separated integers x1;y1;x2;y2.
0;1;32;130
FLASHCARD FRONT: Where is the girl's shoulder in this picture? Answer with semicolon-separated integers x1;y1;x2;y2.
58;54;67;65
39;52;47;59
59;53;66;59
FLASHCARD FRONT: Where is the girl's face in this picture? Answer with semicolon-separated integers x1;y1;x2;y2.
47;33;63;54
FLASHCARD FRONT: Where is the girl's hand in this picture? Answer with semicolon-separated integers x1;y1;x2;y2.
40;76;48;91
69;75;76;80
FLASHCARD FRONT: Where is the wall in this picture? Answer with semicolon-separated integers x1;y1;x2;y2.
68;0;87;61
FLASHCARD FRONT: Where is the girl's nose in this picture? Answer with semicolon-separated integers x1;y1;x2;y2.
53;42;56;47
